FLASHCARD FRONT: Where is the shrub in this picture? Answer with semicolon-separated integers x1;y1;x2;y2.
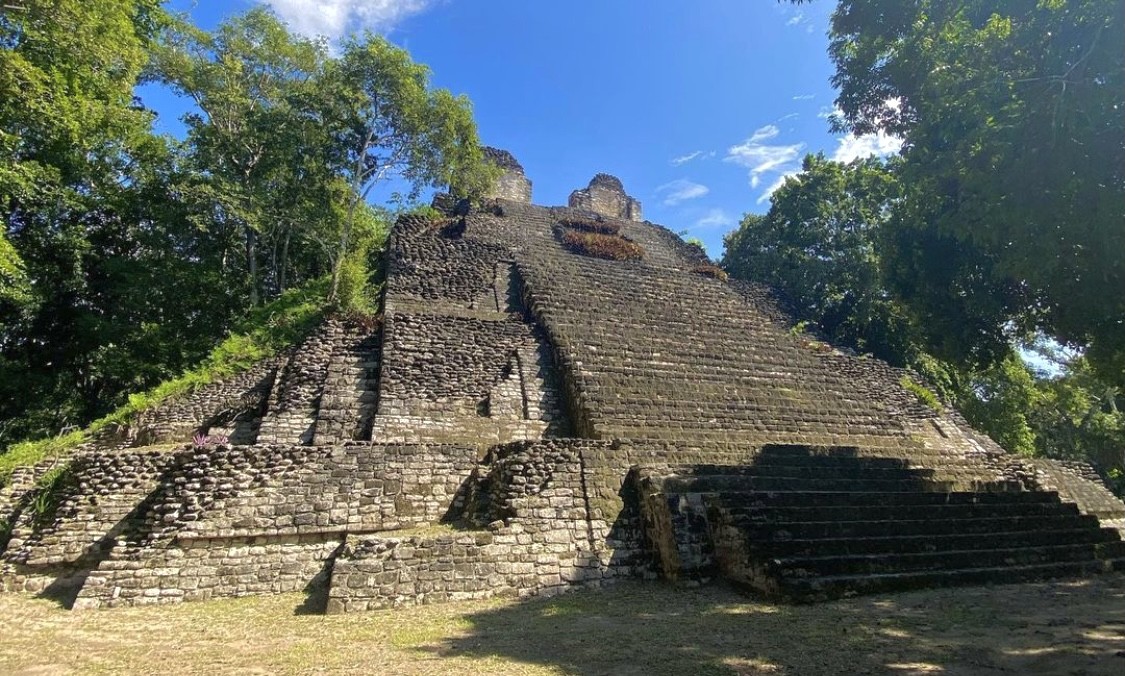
558;217;621;236
560;229;644;261
692;263;729;282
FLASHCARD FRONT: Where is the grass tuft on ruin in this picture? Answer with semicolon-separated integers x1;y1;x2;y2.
558;229;644;262
691;263;729;282
557;216;621;236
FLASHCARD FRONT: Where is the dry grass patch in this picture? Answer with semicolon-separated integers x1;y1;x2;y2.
558;216;621;236
692;263;730;282
559;229;644;262
1;577;1124;674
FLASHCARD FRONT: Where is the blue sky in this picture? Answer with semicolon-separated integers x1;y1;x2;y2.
145;0;901;257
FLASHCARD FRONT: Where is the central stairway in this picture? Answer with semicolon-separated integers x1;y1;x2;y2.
639;445;1125;601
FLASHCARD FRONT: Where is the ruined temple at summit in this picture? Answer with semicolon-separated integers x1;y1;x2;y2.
2;150;1124;612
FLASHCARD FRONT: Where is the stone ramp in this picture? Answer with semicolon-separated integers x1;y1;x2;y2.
639;445;1125;601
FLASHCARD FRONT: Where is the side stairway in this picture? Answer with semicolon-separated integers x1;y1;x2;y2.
638;445;1125;601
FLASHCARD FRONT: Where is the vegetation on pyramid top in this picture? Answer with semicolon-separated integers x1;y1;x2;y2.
559;229;644;262
691;263;729;282
558;216;622;236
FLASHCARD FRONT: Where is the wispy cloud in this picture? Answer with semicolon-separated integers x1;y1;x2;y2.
655;179;710;206
693;208;734;230
265;0;434;40
786;11;807;27
725;124;805;197
831;131;903;163
756;172;799;205
777;112;799;122
670;150;715;166
749;124;780;143
792;93;815;101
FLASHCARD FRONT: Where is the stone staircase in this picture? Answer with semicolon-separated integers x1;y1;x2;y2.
641;445;1125;601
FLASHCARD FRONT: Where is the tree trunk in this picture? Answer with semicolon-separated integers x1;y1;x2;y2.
246;226;259;307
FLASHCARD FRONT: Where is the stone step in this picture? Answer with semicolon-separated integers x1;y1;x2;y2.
704;490;1061;508
663;475;959;494
743;455;913;470
777;558;1125;601
715;500;1081;524
747;526;1120;559
727;513;1100;540
663;464;936;481
770;541;1125;578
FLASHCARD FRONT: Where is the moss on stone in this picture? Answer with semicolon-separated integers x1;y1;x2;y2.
900;375;944;412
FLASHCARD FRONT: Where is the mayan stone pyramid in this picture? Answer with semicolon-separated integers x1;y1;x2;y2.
2;149;1124;612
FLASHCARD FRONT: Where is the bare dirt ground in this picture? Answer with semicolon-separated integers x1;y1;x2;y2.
2;575;1124;675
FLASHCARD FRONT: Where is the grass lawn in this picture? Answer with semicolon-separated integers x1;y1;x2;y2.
1;576;1124;675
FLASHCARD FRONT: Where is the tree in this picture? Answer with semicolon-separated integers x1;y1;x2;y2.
1;0;177;439
321;34;497;303
723;154;918;366
819;0;1125;383
150;8;328;307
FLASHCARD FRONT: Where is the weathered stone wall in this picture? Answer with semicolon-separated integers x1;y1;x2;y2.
4;442;480;608
326;439;614;612
568;174;642;221
312;319;381;445
132;361;277;446
74;534;342;609
483;147;532;203
258;325;335;445
372;209;569;448
1009;456;1125;527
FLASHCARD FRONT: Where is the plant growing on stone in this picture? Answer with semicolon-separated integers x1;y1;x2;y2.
559;230;644;262
691;263;729;282
558;217;620;236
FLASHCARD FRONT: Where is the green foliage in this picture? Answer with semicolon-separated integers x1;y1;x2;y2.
899;375;944;413
0;231;31;311
333;206;388;317
1;6;486;443
956;356;1039;455
723;154;919;367
0;280;327;484
560;229;644;262
825;0;1125;384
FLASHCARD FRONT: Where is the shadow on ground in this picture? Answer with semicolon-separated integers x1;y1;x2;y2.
419;575;1125;675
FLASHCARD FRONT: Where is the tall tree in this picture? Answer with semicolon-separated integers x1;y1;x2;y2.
151;8;328;307
321;34;497;302
819;0;1125;382
723;154;918;366
1;0;176;438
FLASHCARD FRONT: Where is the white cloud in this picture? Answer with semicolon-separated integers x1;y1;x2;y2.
831;131;903;163
749;124;780;143
756;172;799;205
786;11;806;27
725;127;805;189
655;179;710;206
777;112;799;122
265;0;434;40
670;150;715;166
693;208;734;230
792;94;815;101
